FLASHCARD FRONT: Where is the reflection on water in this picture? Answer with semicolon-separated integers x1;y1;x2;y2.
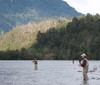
0;60;100;85
82;80;89;85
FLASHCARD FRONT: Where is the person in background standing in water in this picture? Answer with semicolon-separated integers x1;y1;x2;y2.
72;59;74;64
79;53;89;80
33;58;38;70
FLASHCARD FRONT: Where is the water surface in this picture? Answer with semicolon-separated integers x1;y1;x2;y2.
0;60;100;85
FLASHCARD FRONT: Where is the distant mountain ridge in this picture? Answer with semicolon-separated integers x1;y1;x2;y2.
0;0;82;33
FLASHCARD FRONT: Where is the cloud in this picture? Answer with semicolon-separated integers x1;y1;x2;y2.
63;0;100;14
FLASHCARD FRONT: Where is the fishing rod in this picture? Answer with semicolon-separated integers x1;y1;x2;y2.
79;58;81;64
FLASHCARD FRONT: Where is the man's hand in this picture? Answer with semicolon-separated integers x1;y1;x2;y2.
78;64;81;67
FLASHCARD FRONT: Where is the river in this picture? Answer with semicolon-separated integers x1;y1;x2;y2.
0;60;100;85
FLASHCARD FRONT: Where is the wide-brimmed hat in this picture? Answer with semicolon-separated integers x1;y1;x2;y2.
81;53;86;57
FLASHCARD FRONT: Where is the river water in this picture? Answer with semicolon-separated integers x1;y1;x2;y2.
0;60;100;85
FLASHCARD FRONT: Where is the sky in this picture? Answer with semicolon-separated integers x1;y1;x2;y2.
63;0;100;15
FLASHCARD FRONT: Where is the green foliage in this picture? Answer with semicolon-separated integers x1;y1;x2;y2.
33;14;100;60
0;14;100;60
0;18;69;51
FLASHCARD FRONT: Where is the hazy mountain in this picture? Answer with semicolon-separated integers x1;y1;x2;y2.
0;0;82;33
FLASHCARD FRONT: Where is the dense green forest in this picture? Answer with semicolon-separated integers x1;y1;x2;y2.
0;14;100;60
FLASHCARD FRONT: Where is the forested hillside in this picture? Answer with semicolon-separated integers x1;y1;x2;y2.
0;18;70;51
35;14;100;60
0;14;100;60
0;0;81;34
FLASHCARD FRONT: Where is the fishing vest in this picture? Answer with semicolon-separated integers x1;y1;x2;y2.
34;60;37;64
83;58;89;68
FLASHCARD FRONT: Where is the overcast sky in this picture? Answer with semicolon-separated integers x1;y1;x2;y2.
63;0;100;15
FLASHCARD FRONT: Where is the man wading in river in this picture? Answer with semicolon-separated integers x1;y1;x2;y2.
33;58;38;70
79;53;89;80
